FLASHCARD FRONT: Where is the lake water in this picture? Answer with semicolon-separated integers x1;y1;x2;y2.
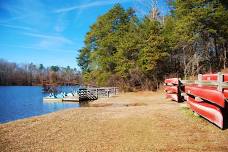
0;86;80;123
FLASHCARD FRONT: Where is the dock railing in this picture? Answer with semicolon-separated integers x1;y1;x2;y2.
78;87;119;101
181;72;228;91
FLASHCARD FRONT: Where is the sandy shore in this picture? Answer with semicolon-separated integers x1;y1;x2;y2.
0;91;228;152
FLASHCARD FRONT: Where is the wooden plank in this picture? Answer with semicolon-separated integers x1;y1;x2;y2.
181;80;228;88
43;98;63;102
217;72;223;92
62;96;79;102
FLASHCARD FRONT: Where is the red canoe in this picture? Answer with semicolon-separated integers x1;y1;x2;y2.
185;85;226;108
166;93;178;102
164;78;179;85
164;86;178;94
224;88;228;98
202;74;228;82
187;96;223;129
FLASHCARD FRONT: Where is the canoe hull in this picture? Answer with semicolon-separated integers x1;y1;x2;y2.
164;86;178;94
164;78;179;85
166;93;178;102
185;85;226;108
187;96;223;129
202;74;228;82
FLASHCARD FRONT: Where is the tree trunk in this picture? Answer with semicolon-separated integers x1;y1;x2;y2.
224;43;227;69
183;46;187;79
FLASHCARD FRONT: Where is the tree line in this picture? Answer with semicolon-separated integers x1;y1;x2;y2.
0;59;81;86
77;0;228;91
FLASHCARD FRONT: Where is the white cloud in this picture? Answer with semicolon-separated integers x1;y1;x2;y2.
1;0;50;27
22;32;73;45
0;44;75;53
54;0;133;13
0;23;33;31
54;13;69;33
0;15;31;23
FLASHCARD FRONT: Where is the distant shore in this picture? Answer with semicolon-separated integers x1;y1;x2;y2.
0;91;228;151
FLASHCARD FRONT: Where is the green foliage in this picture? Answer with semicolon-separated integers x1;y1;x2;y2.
137;18;168;76
39;64;44;71
50;66;60;72
77;1;228;90
170;0;228;75
77;48;91;72
77;4;169;89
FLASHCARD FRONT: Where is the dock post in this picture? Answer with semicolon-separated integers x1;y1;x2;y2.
217;72;223;92
96;88;98;99
198;74;202;87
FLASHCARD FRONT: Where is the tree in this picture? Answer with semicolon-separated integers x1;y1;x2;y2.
0;60;81;86
78;4;138;87
77;1;227;91
168;0;228;78
78;4;169;90
50;66;60;72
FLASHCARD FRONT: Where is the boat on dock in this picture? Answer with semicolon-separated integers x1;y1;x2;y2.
43;97;79;102
43;87;119;102
43;92;79;102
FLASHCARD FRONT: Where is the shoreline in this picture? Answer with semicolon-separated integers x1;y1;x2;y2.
1;91;228;151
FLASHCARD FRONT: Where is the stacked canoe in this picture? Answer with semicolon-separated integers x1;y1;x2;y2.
165;73;228;129
164;78;182;102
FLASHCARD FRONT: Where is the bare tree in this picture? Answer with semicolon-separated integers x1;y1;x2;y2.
0;59;82;86
133;0;163;22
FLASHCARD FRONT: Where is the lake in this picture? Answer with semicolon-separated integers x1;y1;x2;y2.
0;86;80;123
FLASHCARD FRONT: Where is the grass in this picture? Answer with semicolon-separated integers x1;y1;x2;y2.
1;91;228;151
87;101;147;108
180;107;203;122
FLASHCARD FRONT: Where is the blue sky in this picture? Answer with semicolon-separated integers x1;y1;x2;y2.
0;0;169;69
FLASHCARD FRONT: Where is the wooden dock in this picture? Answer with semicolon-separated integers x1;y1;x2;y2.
78;87;119;101
43;87;119;102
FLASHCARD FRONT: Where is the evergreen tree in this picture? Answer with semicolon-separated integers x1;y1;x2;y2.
77;1;228;90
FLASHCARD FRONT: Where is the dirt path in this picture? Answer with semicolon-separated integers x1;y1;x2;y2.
0;91;228;152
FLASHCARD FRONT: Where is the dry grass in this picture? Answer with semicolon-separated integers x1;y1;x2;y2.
84;103;113;107
0;91;228;152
